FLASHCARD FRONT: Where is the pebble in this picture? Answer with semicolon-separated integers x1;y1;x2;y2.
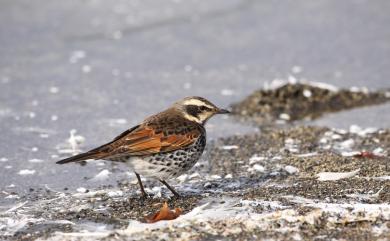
252;164;265;173
285;165;299;174
279;113;291;120
249;155;266;164
221;145;239;150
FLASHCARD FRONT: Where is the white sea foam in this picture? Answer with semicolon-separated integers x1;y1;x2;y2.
90;170;111;182
28;159;44;163
18;169;36;175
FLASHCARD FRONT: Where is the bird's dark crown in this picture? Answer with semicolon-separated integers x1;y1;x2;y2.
173;96;229;124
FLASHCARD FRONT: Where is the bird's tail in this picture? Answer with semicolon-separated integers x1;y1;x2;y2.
56;151;101;164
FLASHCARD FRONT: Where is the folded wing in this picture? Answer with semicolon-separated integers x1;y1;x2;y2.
56;120;202;164
106;125;201;157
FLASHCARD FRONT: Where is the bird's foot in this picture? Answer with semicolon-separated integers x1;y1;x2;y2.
160;179;181;198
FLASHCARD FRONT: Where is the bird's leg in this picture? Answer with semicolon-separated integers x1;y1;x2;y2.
160;179;181;198
135;172;148;198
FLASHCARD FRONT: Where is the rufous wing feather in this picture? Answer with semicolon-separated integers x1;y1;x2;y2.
56;112;203;164
107;125;201;157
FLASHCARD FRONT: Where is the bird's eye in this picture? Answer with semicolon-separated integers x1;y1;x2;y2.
200;106;207;111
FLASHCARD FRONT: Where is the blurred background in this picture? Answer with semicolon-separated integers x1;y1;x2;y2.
0;0;389;194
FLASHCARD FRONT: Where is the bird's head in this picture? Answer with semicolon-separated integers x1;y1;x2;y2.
173;96;230;124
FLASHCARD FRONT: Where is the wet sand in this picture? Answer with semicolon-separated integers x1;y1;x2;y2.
231;82;390;123
2;110;389;240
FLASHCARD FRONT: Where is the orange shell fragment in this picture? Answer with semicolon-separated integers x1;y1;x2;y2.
144;202;182;223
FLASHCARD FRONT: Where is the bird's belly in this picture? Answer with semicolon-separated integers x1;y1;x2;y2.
126;136;205;180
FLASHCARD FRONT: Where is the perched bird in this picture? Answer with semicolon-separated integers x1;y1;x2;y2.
56;96;230;197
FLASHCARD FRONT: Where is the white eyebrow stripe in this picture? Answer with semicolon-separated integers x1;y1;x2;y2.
183;99;213;109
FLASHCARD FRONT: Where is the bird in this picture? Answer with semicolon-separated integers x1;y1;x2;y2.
56;96;230;198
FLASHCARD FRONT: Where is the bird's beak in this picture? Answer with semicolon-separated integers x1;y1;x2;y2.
216;108;231;114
